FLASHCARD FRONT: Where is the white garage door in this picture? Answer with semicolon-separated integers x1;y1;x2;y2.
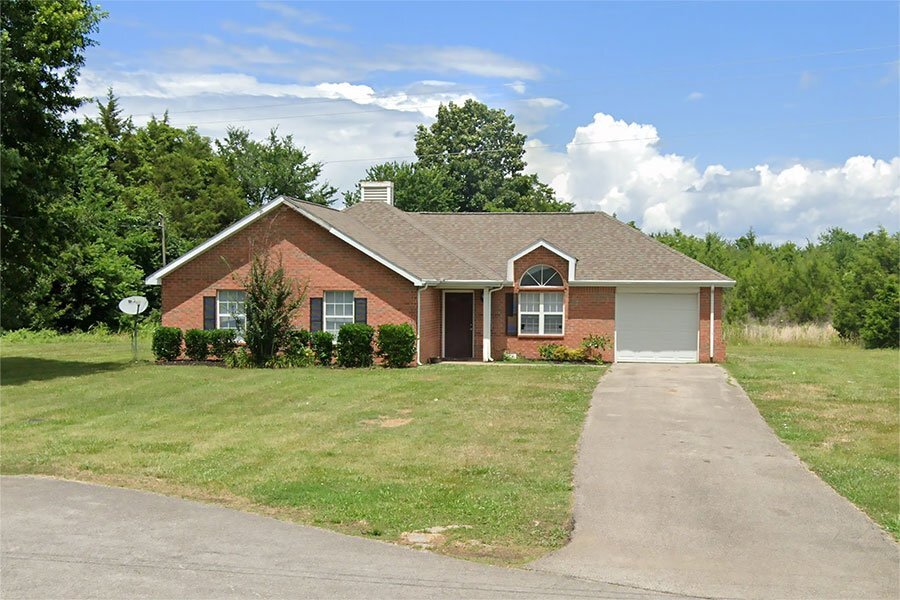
616;292;699;363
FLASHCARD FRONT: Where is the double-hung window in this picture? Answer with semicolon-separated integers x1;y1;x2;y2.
519;291;564;335
217;290;246;335
518;265;564;336
324;291;354;335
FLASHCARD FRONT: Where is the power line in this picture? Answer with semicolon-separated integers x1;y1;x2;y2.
318;114;898;165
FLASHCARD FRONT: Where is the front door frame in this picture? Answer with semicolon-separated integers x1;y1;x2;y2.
441;290;475;359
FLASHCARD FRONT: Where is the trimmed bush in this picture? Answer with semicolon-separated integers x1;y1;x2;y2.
311;330;335;366
376;323;416;367
152;327;182;361
184;329;210;361
537;343;587;362
209;329;237;358
336;323;375;368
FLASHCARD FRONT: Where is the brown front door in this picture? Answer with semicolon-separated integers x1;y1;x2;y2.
444;292;474;359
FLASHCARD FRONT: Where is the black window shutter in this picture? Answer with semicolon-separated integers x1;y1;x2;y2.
505;293;518;336
354;297;367;324
310;297;323;332
203;296;217;330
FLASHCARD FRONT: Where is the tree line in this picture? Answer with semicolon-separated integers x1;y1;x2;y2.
1;0;896;348
654;228;898;347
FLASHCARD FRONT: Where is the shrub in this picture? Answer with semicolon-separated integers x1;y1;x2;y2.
224;347;254;368
336;323;375;368
537;343;586;362
152;327;182;361
284;329;311;353
271;346;314;368
209;329;237;358
184;329;210;361
240;251;306;367
581;334;611;362
283;329;314;367
538;343;561;361
860;282;899;349
376;323;416;367
311;330;335;365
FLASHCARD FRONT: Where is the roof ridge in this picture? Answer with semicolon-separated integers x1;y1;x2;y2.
594;211;732;281
283;197;433;281
366;203;501;280
415;210;600;216
280;195;342;212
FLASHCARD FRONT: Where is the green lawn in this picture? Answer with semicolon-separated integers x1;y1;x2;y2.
0;338;602;564
725;343;899;538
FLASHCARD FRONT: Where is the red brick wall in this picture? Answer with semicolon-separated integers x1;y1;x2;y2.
477;247;616;361
489;286;616;361
418;286;442;363
161;206;418;335
699;286;726;363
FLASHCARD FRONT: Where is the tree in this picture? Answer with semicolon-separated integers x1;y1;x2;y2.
216;127;336;207
240;251;306;366
413;100;572;212
833;228;899;346
342;161;455;211
0;0;105;329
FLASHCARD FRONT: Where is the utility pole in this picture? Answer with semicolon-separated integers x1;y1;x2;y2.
158;212;167;266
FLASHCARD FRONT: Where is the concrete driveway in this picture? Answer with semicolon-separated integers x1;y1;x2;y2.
532;364;899;599
0;476;674;600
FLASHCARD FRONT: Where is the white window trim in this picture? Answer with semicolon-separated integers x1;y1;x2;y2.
520;264;565;288
518;291;565;336
216;290;246;338
324;290;355;336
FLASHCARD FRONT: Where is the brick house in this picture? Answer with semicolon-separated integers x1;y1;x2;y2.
146;182;735;364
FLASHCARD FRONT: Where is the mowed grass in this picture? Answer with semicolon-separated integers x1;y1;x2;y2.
725;342;899;538
0;338;602;564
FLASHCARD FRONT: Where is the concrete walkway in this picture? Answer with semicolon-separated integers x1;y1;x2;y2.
0;476;674;599
532;364;899;599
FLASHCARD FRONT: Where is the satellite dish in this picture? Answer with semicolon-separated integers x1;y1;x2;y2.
119;296;149;315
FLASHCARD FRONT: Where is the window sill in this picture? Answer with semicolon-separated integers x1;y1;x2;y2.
516;334;565;339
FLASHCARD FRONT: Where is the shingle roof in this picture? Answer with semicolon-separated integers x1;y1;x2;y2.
146;196;733;286
339;201;732;283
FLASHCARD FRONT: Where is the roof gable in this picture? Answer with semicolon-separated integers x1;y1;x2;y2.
147;196;734;287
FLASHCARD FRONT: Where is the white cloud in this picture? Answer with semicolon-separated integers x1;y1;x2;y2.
507;81;527;94
223;21;339;49
256;1;348;30
525;112;900;242
686;91;704;101
367;46;543;80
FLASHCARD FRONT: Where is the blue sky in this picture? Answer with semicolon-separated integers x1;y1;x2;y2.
79;1;899;241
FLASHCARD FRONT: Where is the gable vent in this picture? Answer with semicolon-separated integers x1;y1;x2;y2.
360;181;394;205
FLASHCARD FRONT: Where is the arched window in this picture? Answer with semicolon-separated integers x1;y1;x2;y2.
518;265;564;336
520;265;563;287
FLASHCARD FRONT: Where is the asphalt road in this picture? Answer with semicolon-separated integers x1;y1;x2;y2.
0;476;674;599
532;364;900;599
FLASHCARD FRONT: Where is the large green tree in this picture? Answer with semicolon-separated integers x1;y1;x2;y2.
216;127;336;207
1;0;105;329
342;161;455;211
412;100;572;212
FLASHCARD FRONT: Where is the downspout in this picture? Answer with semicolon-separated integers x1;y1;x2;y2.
710;285;715;361
483;284;505;362
416;281;438;366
